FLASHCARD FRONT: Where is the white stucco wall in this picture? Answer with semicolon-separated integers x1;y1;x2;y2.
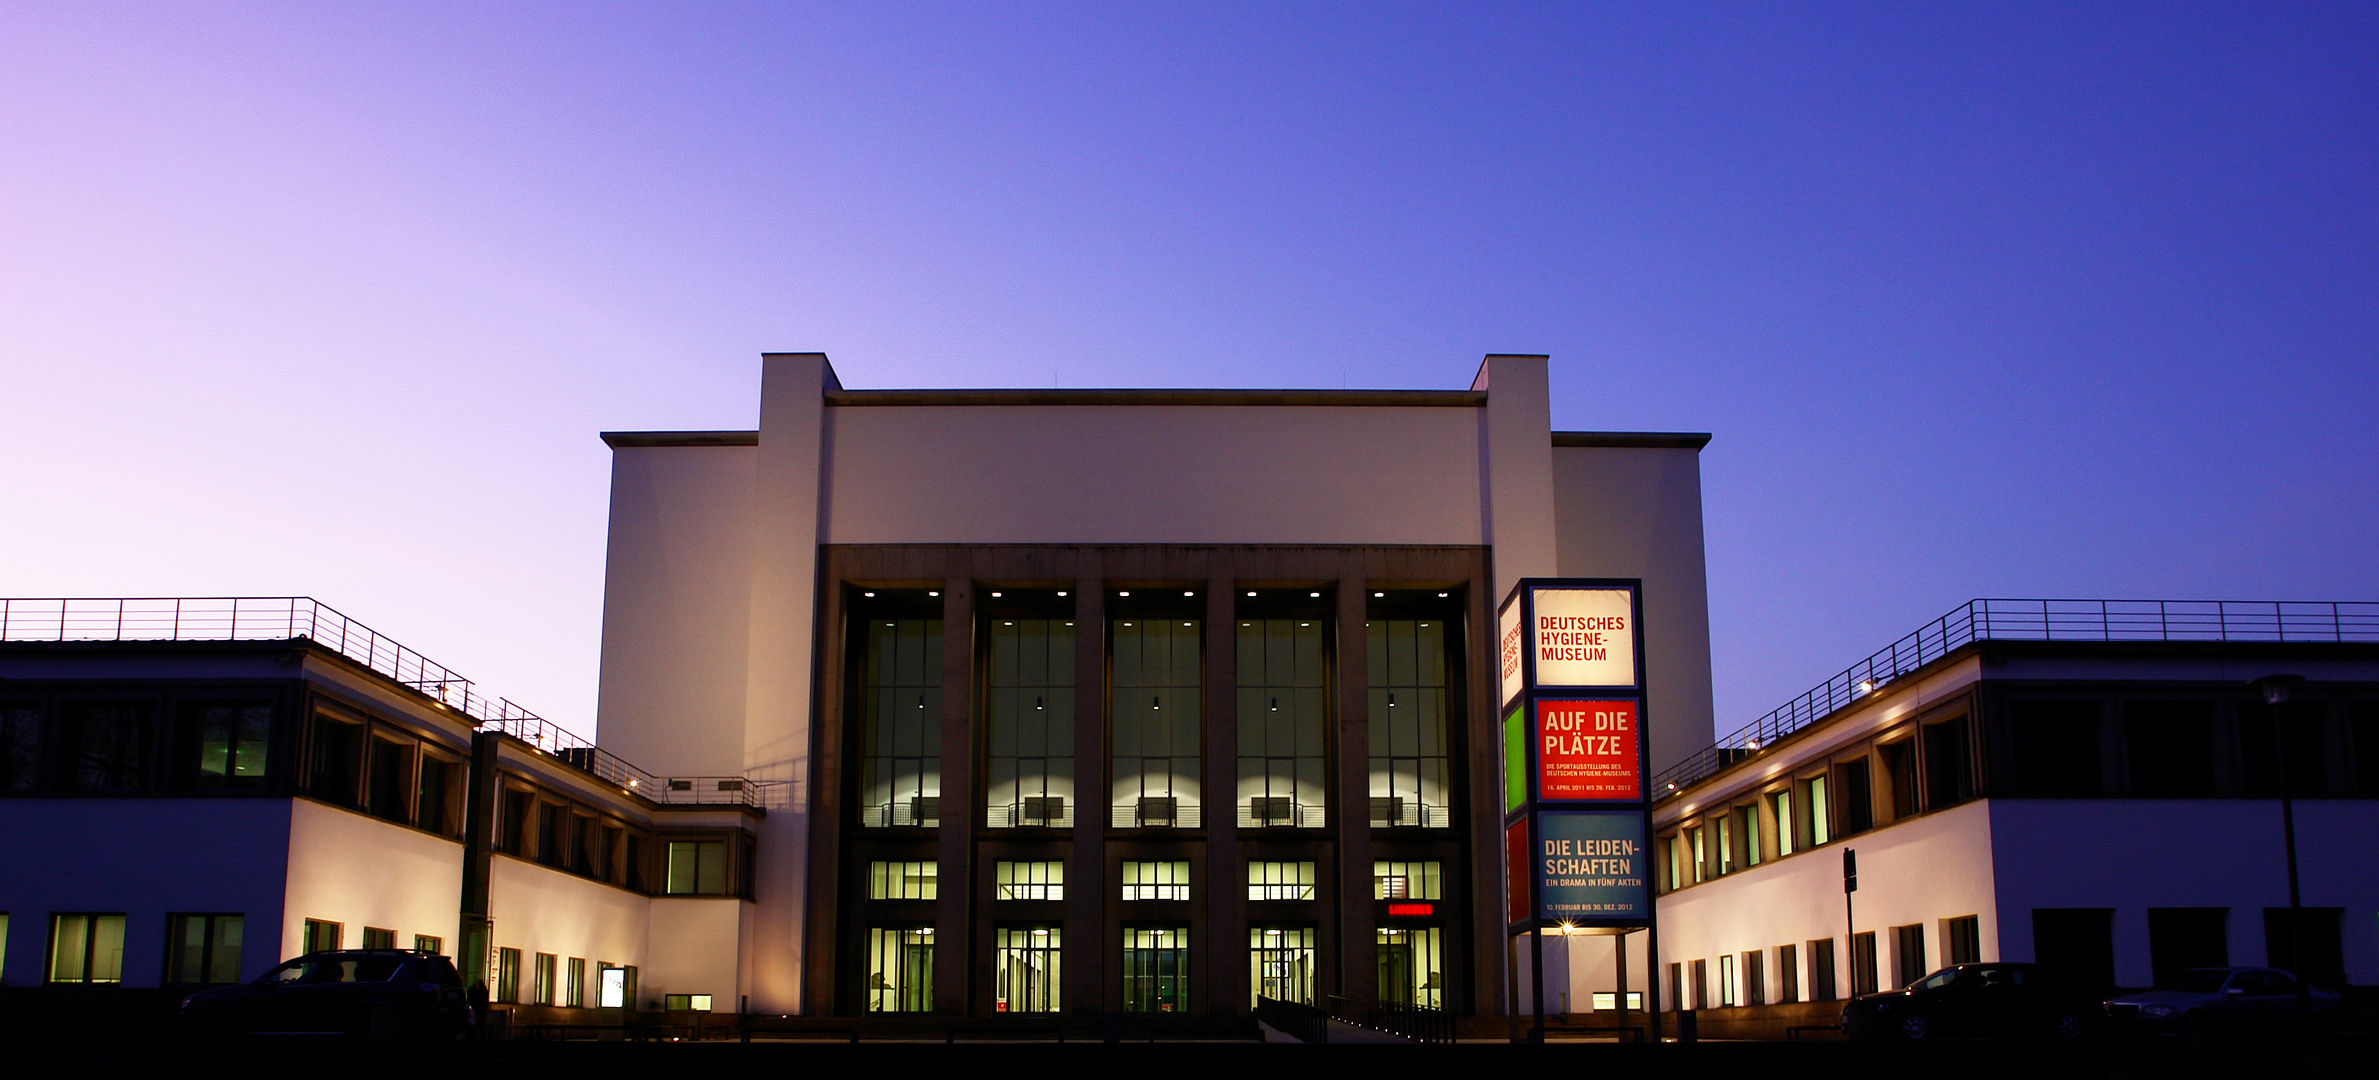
1656;800;2001;1004
1550;444;1716;775
283;798;465;961
484;854;653;999
0;798;295;986
645;898;751;1011
594;443;757;778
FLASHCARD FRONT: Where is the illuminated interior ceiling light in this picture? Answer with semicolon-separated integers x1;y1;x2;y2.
863;591;875;598
1388;692;1397;707
1118;590;1130;597
1003;621;1014;626
1057;591;1068;597
1183;590;1194;597
1437;592;1448;598
1266;929;1281;937
1182;621;1193;627
1374;592;1384;598
1152;697;1161;710
1309;591;1321;598
1032;928;1048;936
1246;591;1257;597
991;591;1002;598
1270;698;1278;711
929;590;940;597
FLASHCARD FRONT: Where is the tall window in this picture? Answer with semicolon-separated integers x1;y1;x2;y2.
994;861;1064;900
186;703;270;788
1;702;39;791
566;957;586;1007
1250;927;1315;1005
859;618;943;827
1247;861;1316;901
1237;619;1325;828
1808;937;1838;1001
1796;774;1830;847
1767;789;1795;858
1776;942;1799;1004
415;934;443;954
866;927;934;1012
307;713;362;804
65;702;153;792
416;754;459;836
361;927;394;949
868;861;938;900
1368;619;1451;828
986;618;1074;828
1836;760;1873;836
1376;926;1441;1009
1373;860;1441;900
367;737;414;823
1123;927;1189;1012
497;947;521;1003
2123;701;2216;795
534;952;558;1005
164;913;240;984
1850;931;1878;995
1717;952;1736;1007
994;927;1061;1013
1891;923;1927;988
48;914;126;984
1735;804;1760;867
1923;716;1974;809
666;840;727;895
1945;915;1981;966
1112;618;1201;828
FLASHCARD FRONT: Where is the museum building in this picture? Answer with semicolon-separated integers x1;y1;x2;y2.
590;353;1717;1021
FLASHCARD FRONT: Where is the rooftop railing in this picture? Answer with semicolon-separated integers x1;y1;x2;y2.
0;596;757;807
1653;598;2379;799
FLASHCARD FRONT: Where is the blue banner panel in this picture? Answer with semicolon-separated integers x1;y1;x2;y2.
1535;810;1650;922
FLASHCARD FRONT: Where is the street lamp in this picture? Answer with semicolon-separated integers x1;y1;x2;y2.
2250;673;2310;1020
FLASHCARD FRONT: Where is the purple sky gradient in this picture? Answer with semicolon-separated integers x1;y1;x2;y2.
3;3;2373;746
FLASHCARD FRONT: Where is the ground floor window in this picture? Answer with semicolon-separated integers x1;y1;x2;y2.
1250;926;1315;1006
664;993;713;1011
2031;908;2112;989
1851;931;1879;997
1375;926;1441;1009
1808;937;1838;1001
1945;915;1981;966
994;926;1061;1013
48;914;126;984
165;913;242;985
534;952;558;1004
496;947;521;1003
2265;907;2346;988
361;927;394;950
2148;907;2227;985
1717;952;1736;1007
867;927;935;1012
302;918;341;954
566;957;586;1007
597;963;636;1008
414;934;443;954
1123;927;1189;1012
1776;943;1799;1004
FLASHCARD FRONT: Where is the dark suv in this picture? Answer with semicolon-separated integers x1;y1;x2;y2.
1841;962;2102;1040
181;950;468;1040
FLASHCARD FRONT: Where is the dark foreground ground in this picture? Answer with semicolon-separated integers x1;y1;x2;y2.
10;1035;2377;1080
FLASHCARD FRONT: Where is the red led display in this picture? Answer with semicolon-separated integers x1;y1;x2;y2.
1385;902;1435;918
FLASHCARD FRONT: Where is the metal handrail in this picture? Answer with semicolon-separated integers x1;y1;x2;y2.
1653;598;2379;799
0;596;759;807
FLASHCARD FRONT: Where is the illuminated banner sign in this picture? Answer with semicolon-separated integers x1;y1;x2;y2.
1529;587;1636;690
1536;699;1640;801
1535;810;1649;922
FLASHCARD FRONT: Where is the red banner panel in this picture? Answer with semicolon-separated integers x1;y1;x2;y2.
1536;699;1640;801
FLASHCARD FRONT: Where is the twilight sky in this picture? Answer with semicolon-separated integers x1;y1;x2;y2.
3;3;2373;745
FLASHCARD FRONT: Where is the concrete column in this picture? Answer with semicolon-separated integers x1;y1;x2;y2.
935;576;976;1014
1202;576;1244;1015
1068;563;1107;1015
742;351;838;1012
1333;578;1376;1003
1472;354;1558;605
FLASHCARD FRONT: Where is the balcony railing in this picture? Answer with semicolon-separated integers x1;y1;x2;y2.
1653;598;2379;799
0;596;758;807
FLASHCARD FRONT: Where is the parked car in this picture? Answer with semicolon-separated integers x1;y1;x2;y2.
2102;967;2345;1039
1841;962;2102;1041
181;950;468;1040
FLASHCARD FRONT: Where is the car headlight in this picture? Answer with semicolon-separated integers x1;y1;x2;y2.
2138;1005;2171;1019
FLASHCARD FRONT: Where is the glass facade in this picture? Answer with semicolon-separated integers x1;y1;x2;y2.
995;860;1064;900
994;927;1061;1013
1123;927;1189;1012
1376;926;1441;1008
1372;860;1441;900
860;619;943;827
866;927;934;1012
868;860;937;900
1236;620;1325;828
48;913;126;984
1111;618;1202;828
188;703;270;788
985;618;1074;828
1248;860;1316;901
1250;926;1315;1005
1367;619;1451;827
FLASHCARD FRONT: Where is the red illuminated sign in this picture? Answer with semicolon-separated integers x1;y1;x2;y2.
1536;699;1639;801
1385;902;1435;918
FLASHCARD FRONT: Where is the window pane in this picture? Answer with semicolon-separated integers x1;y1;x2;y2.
985;618;1075;828
0;703;39;792
1375;926;1440;1009
1123;927;1189;1012
66;702;154;792
1368;619;1452;828
1111;618;1202;828
1237;619;1326;828
859;619;942;827
866;928;935;1012
1249;926;1315;1006
994;927;1061;1013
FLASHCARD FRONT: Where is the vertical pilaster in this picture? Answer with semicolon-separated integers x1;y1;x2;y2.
1068;561;1107;1015
934;576;976;1014
1333;576;1377;1002
1202;575;1243;1015
1473;354;1558;604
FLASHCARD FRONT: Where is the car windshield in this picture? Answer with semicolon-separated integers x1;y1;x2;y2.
2154;969;2231;993
262;956;405;984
